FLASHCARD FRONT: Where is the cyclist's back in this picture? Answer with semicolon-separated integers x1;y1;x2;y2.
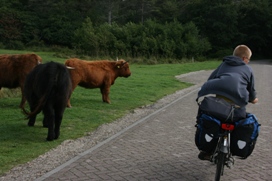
198;45;258;108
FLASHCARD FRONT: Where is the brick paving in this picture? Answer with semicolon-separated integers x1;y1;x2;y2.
36;61;272;181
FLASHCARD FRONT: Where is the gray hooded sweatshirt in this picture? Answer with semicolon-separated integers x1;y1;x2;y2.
198;55;257;107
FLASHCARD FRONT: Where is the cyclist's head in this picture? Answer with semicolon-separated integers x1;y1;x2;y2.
233;45;252;64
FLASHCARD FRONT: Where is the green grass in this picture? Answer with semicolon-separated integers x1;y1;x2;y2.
0;49;220;175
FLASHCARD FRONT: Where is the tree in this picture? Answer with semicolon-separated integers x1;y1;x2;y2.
0;0;271;59
236;0;272;57
180;0;239;56
73;17;99;56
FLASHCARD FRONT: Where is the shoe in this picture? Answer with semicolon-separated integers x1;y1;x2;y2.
198;151;211;161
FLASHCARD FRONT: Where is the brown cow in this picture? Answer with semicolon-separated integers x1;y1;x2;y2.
65;58;131;107
0;53;42;108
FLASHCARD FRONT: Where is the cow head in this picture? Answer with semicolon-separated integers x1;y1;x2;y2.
115;59;131;77
30;53;42;65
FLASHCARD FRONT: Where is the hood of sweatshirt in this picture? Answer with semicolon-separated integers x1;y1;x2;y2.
223;55;246;66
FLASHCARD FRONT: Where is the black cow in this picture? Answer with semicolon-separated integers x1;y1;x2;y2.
22;61;72;141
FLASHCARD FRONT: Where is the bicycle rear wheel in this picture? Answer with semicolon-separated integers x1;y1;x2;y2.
215;152;226;181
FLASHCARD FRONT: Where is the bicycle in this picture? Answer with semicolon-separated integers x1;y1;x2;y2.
196;97;259;181
210;121;235;181
208;104;240;181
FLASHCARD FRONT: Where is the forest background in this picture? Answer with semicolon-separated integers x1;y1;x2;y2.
0;0;272;63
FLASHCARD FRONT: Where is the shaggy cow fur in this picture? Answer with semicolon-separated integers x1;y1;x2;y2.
22;61;72;141
65;58;131;107
0;53;42;108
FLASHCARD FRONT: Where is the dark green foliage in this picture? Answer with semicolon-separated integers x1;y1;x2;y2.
179;0;272;58
236;0;272;57
0;0;272;59
72;18;211;60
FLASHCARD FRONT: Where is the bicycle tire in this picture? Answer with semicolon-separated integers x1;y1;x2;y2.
215;152;225;181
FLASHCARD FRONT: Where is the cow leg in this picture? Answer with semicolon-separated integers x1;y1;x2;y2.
54;113;63;140
28;116;37;126
67;82;78;108
54;100;66;139
43;118;49;128
43;106;55;141
100;86;111;103
100;87;106;102
28;103;37;126
27;94;42;126
19;87;26;108
67;99;72;108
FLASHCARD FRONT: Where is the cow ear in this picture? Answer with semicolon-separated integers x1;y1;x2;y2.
31;53;42;64
115;61;121;68
30;53;36;60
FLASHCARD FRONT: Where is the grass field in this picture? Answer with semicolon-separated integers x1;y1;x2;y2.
0;49;220;175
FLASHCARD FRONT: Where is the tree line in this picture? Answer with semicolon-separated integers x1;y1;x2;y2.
0;0;271;62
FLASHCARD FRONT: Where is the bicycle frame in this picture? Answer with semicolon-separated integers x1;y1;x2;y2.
220;123;235;154
211;122;235;181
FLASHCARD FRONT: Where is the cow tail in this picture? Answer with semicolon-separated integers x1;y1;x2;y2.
22;62;70;120
26;76;57;119
24;65;60;119
22;95;47;119
21;106;30;118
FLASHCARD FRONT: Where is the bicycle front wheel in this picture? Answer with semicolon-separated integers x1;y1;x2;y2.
215;152;226;181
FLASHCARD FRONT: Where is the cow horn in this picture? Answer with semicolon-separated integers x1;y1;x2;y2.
66;66;75;69
116;57;119;61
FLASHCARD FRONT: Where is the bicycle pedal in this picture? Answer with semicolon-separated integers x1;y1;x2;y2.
210;153;218;163
226;161;233;168
226;157;235;168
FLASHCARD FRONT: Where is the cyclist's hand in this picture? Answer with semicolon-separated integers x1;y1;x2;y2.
250;98;258;104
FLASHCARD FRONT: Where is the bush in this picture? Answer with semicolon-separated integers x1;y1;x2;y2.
5;41;25;50
72;18;211;63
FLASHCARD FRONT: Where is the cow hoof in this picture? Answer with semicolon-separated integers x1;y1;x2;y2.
43;124;48;128
46;137;54;141
46;133;55;141
103;100;111;104
28;122;34;126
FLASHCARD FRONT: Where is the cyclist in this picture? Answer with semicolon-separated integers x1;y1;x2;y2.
197;45;258;160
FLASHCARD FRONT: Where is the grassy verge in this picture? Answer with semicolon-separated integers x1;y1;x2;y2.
0;49;220;175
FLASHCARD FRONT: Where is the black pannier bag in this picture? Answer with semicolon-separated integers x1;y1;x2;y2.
195;113;221;153
197;96;245;122
230;113;260;159
198;96;233;121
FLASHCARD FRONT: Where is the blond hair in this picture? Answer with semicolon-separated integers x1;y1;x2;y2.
233;45;252;59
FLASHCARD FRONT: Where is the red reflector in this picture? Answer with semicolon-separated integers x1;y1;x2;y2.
221;123;235;130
